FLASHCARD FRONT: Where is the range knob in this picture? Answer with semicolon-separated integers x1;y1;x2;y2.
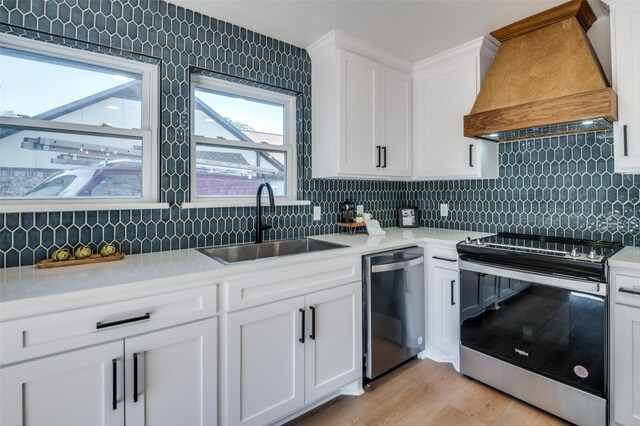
588;249;598;260
570;248;580;257
465;237;472;244
475;239;485;246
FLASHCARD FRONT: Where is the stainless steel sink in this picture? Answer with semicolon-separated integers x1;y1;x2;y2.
197;238;348;265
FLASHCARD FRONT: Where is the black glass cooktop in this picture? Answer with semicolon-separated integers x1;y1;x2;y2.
457;232;624;283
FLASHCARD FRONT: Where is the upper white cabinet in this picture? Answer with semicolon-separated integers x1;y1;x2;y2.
413;37;498;179
309;31;412;179
607;0;640;173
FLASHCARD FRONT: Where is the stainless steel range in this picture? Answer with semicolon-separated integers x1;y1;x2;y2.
456;233;623;426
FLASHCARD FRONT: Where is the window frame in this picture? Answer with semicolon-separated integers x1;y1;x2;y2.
188;75;298;207
0;33;161;212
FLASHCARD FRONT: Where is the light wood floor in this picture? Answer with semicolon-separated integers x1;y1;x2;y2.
287;359;570;426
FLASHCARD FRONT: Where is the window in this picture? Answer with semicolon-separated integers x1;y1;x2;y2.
0;34;159;210
190;75;297;203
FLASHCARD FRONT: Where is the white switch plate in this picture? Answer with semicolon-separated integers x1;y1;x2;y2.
313;205;322;221
356;205;364;214
440;203;449;217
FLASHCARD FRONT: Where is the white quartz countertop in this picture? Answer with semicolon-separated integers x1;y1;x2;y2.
609;246;640;271
0;227;490;318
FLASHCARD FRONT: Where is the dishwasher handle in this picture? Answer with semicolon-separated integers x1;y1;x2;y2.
371;256;424;273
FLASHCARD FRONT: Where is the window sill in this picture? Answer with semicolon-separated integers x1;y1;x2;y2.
0;202;171;214
181;199;311;209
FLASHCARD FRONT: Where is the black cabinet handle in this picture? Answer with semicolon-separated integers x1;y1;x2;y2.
376;146;381;167
97;313;151;329
112;359;118;410
382;146;387;168
450;280;456;306
620;287;640;296
623;125;628;156
299;308;305;343
133;353;139;403
469;144;474;167
432;256;457;263
309;306;316;340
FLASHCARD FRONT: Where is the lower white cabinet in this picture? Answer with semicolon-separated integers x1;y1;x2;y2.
613;303;640;425
432;266;460;357
0;340;124;426
0;318;217;426
225;282;361;426
611;270;640;426
425;247;461;369
124;319;217;426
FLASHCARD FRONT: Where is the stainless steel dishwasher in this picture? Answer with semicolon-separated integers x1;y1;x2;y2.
363;246;425;380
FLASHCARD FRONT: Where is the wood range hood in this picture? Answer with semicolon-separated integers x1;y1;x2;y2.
464;0;617;142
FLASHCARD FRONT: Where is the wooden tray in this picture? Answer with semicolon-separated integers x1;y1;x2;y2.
37;252;125;269
336;222;366;228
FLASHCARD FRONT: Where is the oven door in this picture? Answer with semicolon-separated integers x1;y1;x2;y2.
459;261;607;398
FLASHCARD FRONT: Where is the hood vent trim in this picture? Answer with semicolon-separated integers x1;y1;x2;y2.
464;0;617;142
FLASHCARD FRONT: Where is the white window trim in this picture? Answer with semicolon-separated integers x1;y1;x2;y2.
0;33;160;211
189;75;300;207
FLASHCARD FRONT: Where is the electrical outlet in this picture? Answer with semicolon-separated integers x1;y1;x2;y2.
440;203;449;217
356;205;364;214
313;205;321;221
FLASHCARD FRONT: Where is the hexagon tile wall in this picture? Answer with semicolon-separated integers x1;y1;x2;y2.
0;1;639;269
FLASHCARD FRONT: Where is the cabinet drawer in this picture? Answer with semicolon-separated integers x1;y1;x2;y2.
429;247;459;271
615;274;640;308
224;255;361;312
1;285;216;366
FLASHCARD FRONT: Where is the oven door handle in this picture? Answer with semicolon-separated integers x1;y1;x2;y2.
459;260;606;296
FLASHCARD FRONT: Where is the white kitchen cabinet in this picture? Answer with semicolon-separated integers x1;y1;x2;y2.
309;31;412;178
378;64;412;177
339;49;381;176
608;0;640;173
226;296;306;426
613;303;640;426
225;282;362;426
0;319;217;426
611;271;640;426
432;266;460;357
0;280;218;426
0;341;124;426
425;247;461;369
413;37;498;179
124;318;217;426
304;283;361;402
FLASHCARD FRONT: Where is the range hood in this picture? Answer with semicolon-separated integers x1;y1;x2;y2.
464;0;617;142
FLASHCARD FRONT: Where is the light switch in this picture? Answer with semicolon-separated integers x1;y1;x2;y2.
440;203;449;217
313;205;322;221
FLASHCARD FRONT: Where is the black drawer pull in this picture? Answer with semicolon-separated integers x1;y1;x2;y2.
97;313;151;329
381;146;387;168
620;287;640;296
309;306;316;340
112;359;118;410
450;280;456;306
623;125;628;156
376;146;381;167
469;144;474;167
432;256;457;263
299;308;305;343
133;353;139;403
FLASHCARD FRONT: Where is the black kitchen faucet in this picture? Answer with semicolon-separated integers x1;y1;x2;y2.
255;182;275;244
